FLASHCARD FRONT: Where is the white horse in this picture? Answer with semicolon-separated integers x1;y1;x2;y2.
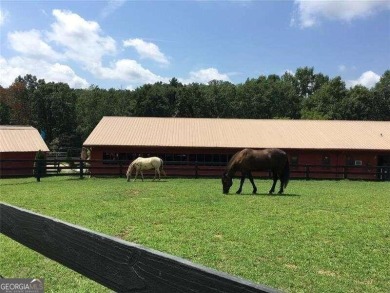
126;157;166;182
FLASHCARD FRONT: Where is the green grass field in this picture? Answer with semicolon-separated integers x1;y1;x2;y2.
0;177;389;293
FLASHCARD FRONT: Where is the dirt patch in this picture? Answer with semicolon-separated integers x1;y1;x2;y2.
317;270;337;277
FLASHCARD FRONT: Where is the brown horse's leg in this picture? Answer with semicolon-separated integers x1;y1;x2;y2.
269;172;278;194
236;173;246;194
248;172;257;194
278;172;284;194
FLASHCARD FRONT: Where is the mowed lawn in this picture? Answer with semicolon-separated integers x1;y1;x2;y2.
0;176;389;293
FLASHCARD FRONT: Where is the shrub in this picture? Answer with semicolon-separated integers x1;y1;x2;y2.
34;150;46;182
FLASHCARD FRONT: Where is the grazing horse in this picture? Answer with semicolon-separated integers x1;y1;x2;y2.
126;157;166;182
221;148;290;194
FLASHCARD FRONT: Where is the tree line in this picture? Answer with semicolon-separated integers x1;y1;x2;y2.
0;67;389;150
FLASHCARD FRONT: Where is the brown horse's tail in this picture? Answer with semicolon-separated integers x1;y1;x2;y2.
283;159;290;189
160;159;166;176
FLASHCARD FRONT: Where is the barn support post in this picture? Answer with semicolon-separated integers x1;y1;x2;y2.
195;161;199;179
119;161;123;178
305;165;309;180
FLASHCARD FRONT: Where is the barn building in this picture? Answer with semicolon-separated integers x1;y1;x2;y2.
83;117;390;180
0;126;50;177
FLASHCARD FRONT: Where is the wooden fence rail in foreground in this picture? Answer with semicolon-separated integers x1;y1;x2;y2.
0;203;280;293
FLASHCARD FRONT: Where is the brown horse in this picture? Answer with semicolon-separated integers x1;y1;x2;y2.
221;148;290;194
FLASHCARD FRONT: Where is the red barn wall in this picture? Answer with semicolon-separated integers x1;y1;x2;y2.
288;149;379;180
0;152;36;177
86;146;388;180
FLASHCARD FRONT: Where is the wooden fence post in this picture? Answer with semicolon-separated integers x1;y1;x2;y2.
119;161;123;178
79;160;84;179
305;165;309;180
343;166;348;179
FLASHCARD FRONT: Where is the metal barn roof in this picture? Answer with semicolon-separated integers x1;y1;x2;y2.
83;117;390;151
0;126;49;153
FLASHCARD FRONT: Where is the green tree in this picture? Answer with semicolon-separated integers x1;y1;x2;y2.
76;85;109;142
175;85;196;117
31;82;79;149
340;85;373;120
294;67;329;99
236;77;269;119
371;70;390;120
0;102;11;124
302;77;347;119
202;80;236;118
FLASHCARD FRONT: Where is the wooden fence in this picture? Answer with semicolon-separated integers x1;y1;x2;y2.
1;159;389;180
0;203;279;293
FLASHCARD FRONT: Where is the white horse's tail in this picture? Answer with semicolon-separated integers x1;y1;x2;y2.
126;161;136;181
159;159;166;176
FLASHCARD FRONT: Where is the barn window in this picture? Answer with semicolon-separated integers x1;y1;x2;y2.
165;154;174;162
174;154;187;162
346;156;354;166
220;154;229;164
197;154;205;163
189;154;196;162
322;155;331;166
204;154;212;163
103;152;119;163
290;155;299;166
103;152;135;164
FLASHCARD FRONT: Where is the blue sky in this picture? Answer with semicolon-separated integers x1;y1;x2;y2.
1;1;389;89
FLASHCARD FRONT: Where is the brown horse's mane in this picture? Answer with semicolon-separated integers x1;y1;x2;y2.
225;150;243;176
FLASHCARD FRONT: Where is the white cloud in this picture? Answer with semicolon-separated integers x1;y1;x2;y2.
95;59;169;85
123;38;169;65
47;63;90;88
8;30;62;61
0;56;23;86
47;9;116;69
0;56;89;88
292;0;390;28
101;0;126;18
1;9;168;89
338;65;347;72
180;68;231;84
1;8;229;89
0;8;8;26
347;70;380;88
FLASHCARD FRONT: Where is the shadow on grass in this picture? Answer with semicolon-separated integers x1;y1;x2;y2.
0;181;40;187
230;192;301;197
0;176;88;186
128;179;169;183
